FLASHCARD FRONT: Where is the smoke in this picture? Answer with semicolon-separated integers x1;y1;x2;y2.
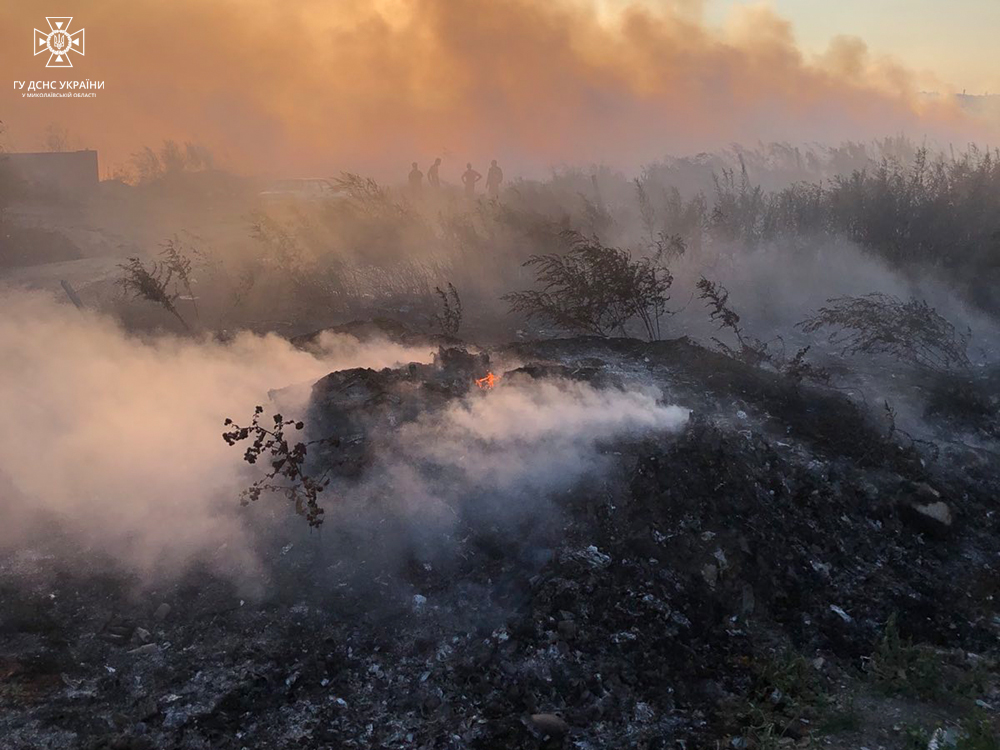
672;236;1000;358
0;288;689;586
0;0;981;175
321;373;690;569
0;288;436;581
390;376;685;512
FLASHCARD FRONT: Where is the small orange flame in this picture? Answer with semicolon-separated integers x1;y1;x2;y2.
475;371;499;390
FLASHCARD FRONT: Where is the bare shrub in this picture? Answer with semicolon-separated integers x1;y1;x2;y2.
243;208;445;322
334;173;411;220
697;276;773;368
249;213;310;276
229;266;257;309
711;159;766;245
248;213;351;313
160;235;200;320
434;283;463;337
782;344;829;385
116;256;192;332
504;230;673;340
635;177;657;246
579;192;613;238
129;147;162;184
159;140;187;174
223;408;335;528
798;293;971;370
697;276;828;383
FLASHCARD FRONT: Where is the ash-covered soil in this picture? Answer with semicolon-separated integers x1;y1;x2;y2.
2;333;999;750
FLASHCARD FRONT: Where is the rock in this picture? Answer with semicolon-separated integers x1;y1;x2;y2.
128;643;159;657
153;603;171;622
134;627;152;644
896;481;952;531
913;501;952;526
900;492;954;536
810;560;832;578
530;713;569;738
829;605;852;623
575;545;611;569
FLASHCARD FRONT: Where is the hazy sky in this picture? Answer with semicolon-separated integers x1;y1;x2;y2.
0;0;988;175
707;0;1000;93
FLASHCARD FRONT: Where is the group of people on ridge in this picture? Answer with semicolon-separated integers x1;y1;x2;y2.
408;158;504;198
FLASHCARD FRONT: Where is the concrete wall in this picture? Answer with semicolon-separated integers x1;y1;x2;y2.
4;150;99;196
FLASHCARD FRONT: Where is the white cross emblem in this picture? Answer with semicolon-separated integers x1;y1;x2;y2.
34;17;85;68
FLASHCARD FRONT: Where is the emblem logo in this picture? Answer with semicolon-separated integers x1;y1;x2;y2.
34;17;85;68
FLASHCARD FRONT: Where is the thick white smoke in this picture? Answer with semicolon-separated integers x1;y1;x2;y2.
0;289;690;586
396;376;687;499
0;289;436;581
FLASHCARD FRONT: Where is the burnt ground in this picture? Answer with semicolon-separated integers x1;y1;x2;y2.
2;333;999;749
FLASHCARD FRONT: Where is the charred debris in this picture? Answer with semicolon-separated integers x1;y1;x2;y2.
2;317;999;749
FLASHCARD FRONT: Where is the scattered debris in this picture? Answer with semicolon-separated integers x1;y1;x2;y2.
2;334;998;749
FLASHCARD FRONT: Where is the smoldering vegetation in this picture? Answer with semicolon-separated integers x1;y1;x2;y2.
1;137;1000;749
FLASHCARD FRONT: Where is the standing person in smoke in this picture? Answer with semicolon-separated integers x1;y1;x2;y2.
486;159;503;199
462;162;481;197
427;157;442;189
408;162;424;195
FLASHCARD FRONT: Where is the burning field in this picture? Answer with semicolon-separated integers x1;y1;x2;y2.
1;249;1000;748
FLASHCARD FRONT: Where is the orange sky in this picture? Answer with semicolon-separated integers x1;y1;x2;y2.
0;0;987;178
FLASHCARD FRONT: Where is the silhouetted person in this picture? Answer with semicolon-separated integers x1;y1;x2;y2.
462;162;481;197
486;159;503;198
428;157;441;189
408;162;423;194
